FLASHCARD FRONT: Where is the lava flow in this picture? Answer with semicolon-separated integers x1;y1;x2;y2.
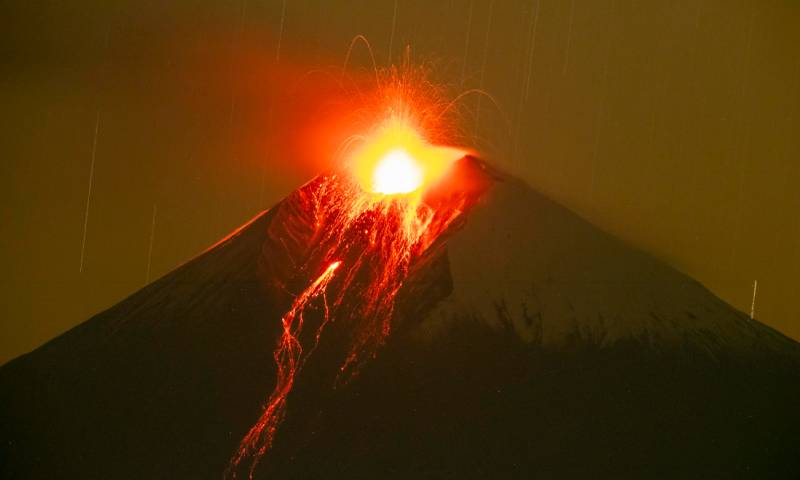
227;68;488;479
226;260;341;479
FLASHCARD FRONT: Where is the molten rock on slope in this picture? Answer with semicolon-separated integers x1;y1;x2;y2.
2;158;799;479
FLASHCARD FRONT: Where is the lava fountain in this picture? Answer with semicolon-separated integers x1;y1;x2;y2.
227;67;489;479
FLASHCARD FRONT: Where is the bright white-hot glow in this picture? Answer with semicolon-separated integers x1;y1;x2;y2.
349;117;466;196
372;149;424;194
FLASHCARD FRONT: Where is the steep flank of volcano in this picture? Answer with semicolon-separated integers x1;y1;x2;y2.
419;175;800;361
2;159;799;479
1;207;280;479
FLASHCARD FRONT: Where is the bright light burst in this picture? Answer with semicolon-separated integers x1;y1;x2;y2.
372;149;422;194
350;116;465;196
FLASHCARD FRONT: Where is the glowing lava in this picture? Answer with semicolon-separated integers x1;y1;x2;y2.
227;67;480;479
371;149;422;194
227;260;341;480
227;160;471;479
351;116;466;196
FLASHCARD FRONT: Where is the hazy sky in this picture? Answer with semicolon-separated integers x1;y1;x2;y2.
2;0;799;364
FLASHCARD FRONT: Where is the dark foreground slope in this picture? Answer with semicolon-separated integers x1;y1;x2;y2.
2;165;800;479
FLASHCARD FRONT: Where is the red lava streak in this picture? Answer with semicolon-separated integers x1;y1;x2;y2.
227;260;341;479
227;66;484;479
228;165;475;478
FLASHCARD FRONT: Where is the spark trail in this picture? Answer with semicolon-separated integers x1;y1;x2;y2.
257;0;287;209
523;0;541;102
474;0;494;133
79;111;100;273
461;0;474;85
562;0;575;76
388;0;398;63
145;204;157;284
513;0;541;165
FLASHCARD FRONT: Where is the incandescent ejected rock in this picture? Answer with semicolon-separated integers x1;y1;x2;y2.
2;157;800;479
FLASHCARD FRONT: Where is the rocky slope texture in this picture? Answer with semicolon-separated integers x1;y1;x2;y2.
2;158;799;479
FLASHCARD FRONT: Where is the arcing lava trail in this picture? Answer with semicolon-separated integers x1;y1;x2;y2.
226;121;490;477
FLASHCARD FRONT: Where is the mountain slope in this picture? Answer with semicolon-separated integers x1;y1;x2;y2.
2;161;799;479
421;176;800;359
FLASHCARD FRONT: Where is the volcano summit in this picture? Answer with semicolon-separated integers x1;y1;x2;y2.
2;155;799;479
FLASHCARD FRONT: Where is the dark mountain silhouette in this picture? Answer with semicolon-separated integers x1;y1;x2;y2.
2;158;799;479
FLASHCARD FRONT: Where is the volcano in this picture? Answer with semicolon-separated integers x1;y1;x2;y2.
2;157;799;479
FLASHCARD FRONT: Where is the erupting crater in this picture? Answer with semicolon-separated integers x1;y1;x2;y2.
350;117;467;197
371;148;422;194
227;108;486;479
